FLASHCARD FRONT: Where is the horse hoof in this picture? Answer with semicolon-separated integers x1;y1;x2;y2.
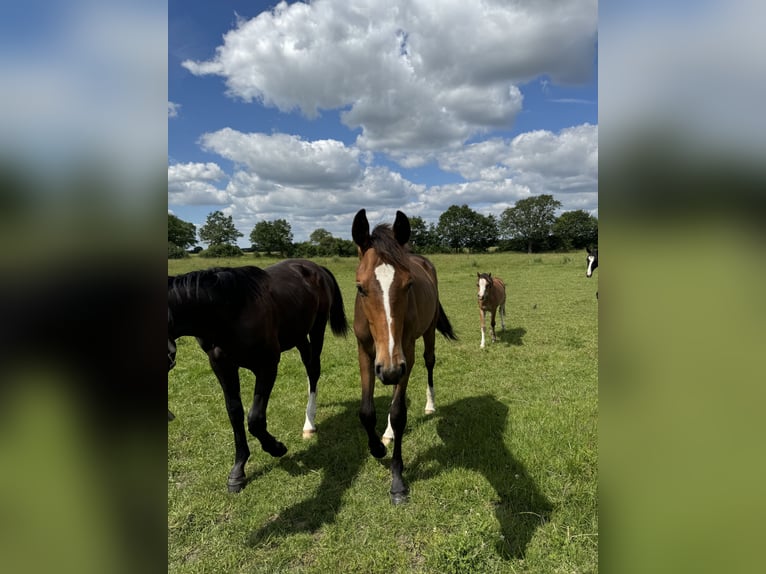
265;442;288;457
424;408;435;415
370;442;387;459
302;429;316;439
227;479;245;493
390;491;409;505
381;435;393;446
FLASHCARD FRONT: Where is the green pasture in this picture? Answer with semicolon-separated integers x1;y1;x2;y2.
168;252;598;573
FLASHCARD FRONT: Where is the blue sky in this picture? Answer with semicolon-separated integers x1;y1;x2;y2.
169;0;598;244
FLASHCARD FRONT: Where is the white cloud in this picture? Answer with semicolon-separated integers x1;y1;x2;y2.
182;0;596;157
168;162;229;205
437;124;598;200
168;101;180;118
185;122;598;240
199;129;362;188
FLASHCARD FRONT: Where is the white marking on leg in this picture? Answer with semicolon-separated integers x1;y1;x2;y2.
374;263;396;360
480;310;486;348
586;255;595;277
500;305;506;331
425;385;435;414
302;383;317;437
382;413;394;444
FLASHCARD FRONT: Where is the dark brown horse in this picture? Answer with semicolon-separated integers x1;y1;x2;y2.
477;272;506;348
351;209;456;504
168;260;348;492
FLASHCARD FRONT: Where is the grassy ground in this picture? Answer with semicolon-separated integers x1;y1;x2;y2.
168;251;598;573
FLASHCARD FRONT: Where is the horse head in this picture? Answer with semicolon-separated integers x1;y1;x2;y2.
477;272;494;302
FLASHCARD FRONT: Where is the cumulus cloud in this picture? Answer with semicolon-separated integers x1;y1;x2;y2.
199;129;362;188
168;101;180;118
181;122;597;239
437;124;598;203
182;0;596;158
168;162;229;205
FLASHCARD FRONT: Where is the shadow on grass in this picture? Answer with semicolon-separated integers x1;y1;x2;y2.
245;395;551;561
410;394;552;559
497;326;526;346
245;397;384;546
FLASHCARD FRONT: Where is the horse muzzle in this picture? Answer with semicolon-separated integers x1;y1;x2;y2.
375;361;406;385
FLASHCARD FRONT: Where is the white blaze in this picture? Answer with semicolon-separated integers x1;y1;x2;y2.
374;263;396;360
478;277;488;299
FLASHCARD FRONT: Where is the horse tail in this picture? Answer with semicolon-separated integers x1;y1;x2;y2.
436;301;458;340
322;266;349;337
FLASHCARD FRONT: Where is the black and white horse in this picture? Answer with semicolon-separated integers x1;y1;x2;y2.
586;248;598;278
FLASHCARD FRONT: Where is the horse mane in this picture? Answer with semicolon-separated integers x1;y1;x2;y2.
168;266;268;309
369;223;411;269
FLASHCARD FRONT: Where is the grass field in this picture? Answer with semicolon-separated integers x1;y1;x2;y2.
168;251;598;573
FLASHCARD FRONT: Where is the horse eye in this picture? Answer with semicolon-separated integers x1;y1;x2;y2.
356;284;366;296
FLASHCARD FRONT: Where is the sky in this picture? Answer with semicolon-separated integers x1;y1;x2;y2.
168;0;598;245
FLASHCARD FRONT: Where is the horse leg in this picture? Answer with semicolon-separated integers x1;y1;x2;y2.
499;301;506;332
422;326;436;414
209;354;251;493
388;353;413;505
300;324;326;438
490;308;498;343
358;344;386;459
480;308;487;348
382;412;395;445
247;356;287;458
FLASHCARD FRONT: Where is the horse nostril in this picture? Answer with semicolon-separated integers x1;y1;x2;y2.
375;364;382;378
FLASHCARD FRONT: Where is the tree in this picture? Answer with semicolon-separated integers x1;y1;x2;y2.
436;204;498;252
250;219;294;256
199;210;243;246
499;195;562;253
552;210;598;250
408;215;439;252
168;213;197;250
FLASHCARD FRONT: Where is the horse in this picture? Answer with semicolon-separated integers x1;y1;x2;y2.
351;209;457;504
167;259;348;492
586;247;598;278
477;272;506;348
586;247;598;299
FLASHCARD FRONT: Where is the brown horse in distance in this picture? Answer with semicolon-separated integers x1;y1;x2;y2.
477;272;506;348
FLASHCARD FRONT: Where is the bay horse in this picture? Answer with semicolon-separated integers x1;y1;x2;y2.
351;209;457;504
168;260;348;492
477;272;506;348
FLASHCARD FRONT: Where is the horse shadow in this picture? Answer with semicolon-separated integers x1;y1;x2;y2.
246;395;550;560
498;326;527;346
246;398;379;545
409;394;552;559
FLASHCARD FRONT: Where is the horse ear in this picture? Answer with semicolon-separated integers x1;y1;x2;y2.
393;210;411;246
352;209;371;251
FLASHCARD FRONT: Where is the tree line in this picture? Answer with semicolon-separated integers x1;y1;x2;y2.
168;195;597;259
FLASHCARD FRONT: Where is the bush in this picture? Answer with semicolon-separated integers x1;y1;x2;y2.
200;243;244;258
168;242;189;259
